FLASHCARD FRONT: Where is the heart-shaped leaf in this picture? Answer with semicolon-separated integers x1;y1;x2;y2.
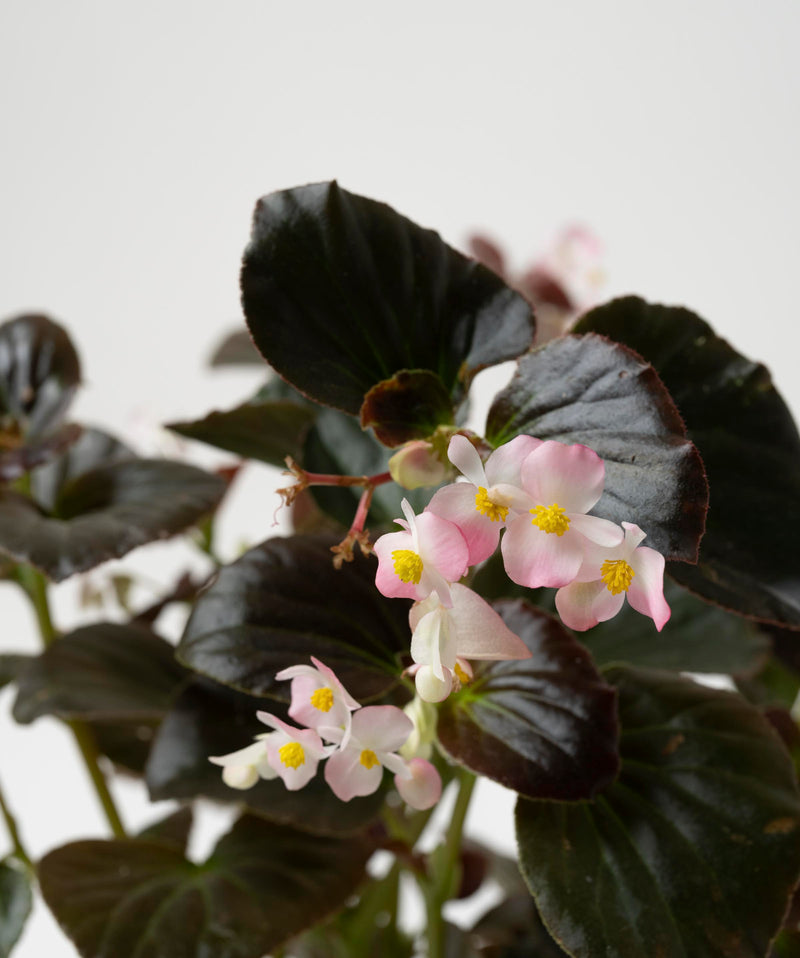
359;369;455;447
579;579;770;676
168;399;317;468
241;181;534;423
137;807;193;852
177;535;410;703
0;313;81;438
574;296;800;627
0;859;32;958
516;666;800;958
438;600;619;800
485;332;708;560
12;622;186;724
38;814;372;958
146;680;386;835
0;458;226;581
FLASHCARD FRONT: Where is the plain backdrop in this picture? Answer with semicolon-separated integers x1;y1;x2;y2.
2;1;800;954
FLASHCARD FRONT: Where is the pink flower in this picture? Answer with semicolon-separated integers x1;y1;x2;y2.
374;498;468;607
426;434;541;565
408;583;531;702
394;757;442;810
324;706;413;801
276;656;361;745
501;441;623;589
255;713;329;791
554;521;670;631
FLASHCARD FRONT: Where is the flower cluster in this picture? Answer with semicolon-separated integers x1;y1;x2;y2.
209;657;442;811
376;435;670;701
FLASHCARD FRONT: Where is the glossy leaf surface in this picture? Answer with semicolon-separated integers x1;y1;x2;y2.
178;535;410;702
579;579;769;675
39;814;372;958
359;369;455;446
516;666;800;958
485;332;708;560
0;422;82;483
0;860;32;958
13;623;185;723
438;600;619;800
0;459;226;581
575;296;800;626
241;181;534;418
146;681;385;834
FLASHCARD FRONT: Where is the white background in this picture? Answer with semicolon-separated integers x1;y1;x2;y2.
1;1;799;954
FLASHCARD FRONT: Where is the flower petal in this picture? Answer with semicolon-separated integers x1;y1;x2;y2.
351;706;413;753
569;513;625;547
426;482;501;566
394;758;442;810
413;664;453;702
521;441;605;513
628;545;671;631
415;511;469;583
447;434;486;488
373;529;420;600
484;434;542;486
555;579;624;631
446;584;531;660
501;518;585;588
324;745;384;801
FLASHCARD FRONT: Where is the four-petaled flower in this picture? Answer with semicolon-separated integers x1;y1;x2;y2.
254;713;329;790
555;521;671;631
276;655;361;745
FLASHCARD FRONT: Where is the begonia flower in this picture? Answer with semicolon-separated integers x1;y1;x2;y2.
324;706;413;802
501;440;623;589
554;521;670;631
408;583;531;702
255;712;329;790
208;736;277;790
426;434;541;565
394;757;442;810
374;498;468;607
276;656;360;745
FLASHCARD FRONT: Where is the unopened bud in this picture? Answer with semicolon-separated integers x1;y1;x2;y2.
388;440;449;490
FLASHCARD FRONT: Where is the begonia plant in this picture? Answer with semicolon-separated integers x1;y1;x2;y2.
2;181;800;957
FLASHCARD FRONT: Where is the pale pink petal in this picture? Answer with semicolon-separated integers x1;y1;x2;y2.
569;513;625;547
426;483;501;566
373;529;420;600
521;441;605;513
627;546;671;631
419;561;454;608
309;656;361;711
409;594;437;632
263;725;326;791
555;580;620;631
325;745;384;801
394;758;442;810
447;434;486;487
620;521;648;553
484;435;542;486
415;511;469;583
409;606;455;679
352;706;413;753
378;751;409;777
275;664;317;681
501;519;585;588
286;674;351;734
447;584;530;660
209;740;268;768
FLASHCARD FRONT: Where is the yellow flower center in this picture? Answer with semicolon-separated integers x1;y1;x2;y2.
454;662;471;686
359;749;380;769
601;558;635;595
392;549;423;584
530;502;570;536
310;687;334;712
279;742;306;769
475;486;509;522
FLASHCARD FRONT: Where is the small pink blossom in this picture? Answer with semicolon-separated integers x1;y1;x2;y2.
324;706;413;802
426;434;541;565
276;656;360;745
408;583;531;702
374;498;468;607
554;521;670;631
394;757;442;810
255;712;329;791
501;440;623;589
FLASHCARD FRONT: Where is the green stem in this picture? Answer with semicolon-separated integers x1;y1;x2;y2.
0;776;33;869
14;564;128;839
422;768;476;958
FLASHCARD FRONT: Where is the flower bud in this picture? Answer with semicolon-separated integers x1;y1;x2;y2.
388;440;449;490
394;758;442;810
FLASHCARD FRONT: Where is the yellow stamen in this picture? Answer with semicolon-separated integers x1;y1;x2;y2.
475;486;509;522
454;662;471;686
530;502;570;536
279;742;305;769
310;687;334;712
392;549;423;584
601;558;635;595
359;749;380;769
